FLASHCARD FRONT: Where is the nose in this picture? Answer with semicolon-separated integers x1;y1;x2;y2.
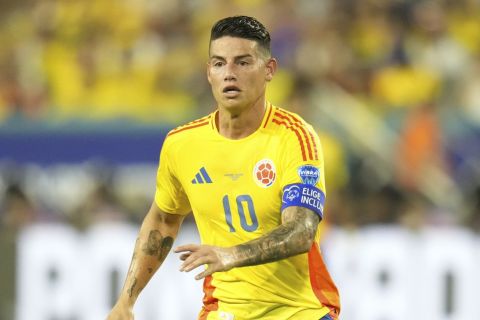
224;62;237;81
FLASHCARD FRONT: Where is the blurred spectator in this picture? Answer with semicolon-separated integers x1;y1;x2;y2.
397;190;429;231
0;184;38;320
459;54;480;126
70;182;130;230
362;184;407;225
0;184;37;230
395;103;446;191
464;185;480;233
325;187;359;231
370;42;440;111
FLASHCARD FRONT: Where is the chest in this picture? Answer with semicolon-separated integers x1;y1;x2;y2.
175;134;284;234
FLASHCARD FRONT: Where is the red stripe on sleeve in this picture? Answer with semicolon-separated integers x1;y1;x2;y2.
284;111;319;160
306;128;319;160
190;115;211;124
279;110;318;160
274;111;314;160
272;118;307;161
167;121;210;137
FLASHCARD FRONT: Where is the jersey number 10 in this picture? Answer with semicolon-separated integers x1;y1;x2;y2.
222;195;259;232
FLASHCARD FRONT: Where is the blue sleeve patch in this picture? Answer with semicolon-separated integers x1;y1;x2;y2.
281;183;325;219
297;165;320;186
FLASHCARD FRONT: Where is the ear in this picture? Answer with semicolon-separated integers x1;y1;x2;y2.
206;62;212;84
265;58;277;82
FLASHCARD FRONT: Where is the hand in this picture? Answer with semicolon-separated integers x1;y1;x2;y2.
106;302;134;320
174;244;236;280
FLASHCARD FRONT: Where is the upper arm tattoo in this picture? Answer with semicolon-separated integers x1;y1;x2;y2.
282;206;320;239
233;206;320;267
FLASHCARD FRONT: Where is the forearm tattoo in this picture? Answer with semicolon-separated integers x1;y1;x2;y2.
126;237;139;277
142;230;174;262
124;231;173;300
127;277;137;298
234;207;319;267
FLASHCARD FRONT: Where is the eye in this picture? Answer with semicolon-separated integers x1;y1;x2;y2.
239;61;249;66
213;61;224;67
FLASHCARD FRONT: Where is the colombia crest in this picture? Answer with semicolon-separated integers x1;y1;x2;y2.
253;159;276;188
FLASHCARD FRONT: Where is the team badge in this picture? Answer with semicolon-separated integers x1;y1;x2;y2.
297;165;320;186
253;159;276;188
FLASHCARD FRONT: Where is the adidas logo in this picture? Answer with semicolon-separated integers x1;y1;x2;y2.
191;167;212;184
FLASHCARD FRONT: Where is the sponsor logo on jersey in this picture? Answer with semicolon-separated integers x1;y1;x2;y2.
253;159;276;188
297;165;320;186
282;185;301;203
191;167;212;184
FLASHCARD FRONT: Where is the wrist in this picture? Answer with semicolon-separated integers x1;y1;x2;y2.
117;295;135;310
219;246;238;270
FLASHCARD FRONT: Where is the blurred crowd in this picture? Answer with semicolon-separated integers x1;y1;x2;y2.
0;0;479;226
1;0;479;122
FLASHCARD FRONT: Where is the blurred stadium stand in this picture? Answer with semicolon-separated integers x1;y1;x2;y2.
1;0;480;319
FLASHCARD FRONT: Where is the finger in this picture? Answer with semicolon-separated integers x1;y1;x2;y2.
195;267;214;280
174;244;199;253
179;251;200;270
181;255;211;272
179;253;191;261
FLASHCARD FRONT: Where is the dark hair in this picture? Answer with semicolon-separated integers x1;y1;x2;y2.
210;16;271;56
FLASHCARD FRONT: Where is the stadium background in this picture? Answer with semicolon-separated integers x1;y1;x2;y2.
1;0;480;319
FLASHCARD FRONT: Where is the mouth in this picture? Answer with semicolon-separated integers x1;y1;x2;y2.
222;86;241;95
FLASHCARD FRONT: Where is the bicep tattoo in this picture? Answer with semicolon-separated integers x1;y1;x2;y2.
282;206;320;240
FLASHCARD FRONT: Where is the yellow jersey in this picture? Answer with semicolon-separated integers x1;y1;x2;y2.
155;103;340;320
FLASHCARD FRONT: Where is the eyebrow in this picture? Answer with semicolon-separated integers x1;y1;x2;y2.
209;54;254;61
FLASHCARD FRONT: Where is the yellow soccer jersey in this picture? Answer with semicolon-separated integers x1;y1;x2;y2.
155;103;340;320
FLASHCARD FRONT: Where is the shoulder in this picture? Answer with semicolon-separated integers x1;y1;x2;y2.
269;106;320;162
269;106;318;140
164;113;213;143
160;113;214;157
270;106;314;133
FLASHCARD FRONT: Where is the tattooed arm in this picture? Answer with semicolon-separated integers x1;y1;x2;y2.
175;206;319;280
107;202;186;320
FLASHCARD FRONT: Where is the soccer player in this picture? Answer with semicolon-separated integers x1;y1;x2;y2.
107;16;340;320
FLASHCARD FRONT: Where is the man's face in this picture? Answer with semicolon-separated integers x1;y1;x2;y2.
207;36;276;112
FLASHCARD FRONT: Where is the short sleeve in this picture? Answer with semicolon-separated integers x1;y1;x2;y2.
154;138;191;215
280;123;326;218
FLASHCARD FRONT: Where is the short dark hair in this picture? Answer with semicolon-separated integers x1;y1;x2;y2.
210;16;271;56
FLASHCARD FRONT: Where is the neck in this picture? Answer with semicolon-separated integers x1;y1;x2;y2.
216;98;266;140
